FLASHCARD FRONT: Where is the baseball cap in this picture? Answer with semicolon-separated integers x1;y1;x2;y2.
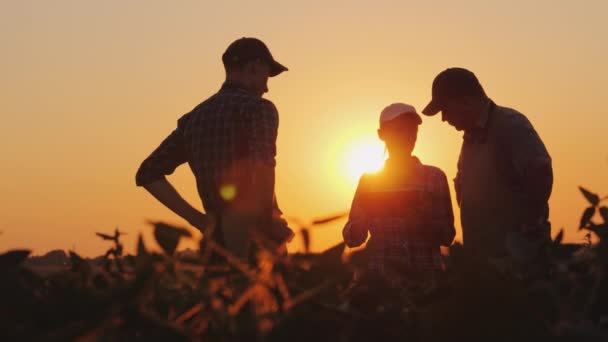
380;103;422;126
222;37;288;77
422;68;485;116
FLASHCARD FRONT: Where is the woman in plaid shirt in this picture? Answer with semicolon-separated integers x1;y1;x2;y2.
343;103;456;280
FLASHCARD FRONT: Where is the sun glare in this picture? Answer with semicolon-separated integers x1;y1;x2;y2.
344;137;386;182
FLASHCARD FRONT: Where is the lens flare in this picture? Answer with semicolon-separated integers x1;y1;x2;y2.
220;184;237;201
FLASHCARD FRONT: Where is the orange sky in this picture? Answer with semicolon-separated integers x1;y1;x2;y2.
1;1;607;256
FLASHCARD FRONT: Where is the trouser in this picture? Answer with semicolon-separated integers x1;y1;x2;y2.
200;210;254;262
219;211;257;259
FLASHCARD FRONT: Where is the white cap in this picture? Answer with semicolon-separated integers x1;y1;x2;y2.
379;103;422;126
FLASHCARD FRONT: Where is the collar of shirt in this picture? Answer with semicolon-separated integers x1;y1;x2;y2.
474;99;492;129
384;155;422;172
463;99;495;143
219;80;253;95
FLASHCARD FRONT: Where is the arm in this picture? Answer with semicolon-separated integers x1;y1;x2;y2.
247;100;295;245
432;171;456;246
454;145;464;207
248;100;279;217
142;178;211;233
135;122;210;233
343;177;369;247
521;161;553;223
498;113;553;224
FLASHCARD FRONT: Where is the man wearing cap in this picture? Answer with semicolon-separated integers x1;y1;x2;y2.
422;68;553;261
135;37;293;258
343;103;455;280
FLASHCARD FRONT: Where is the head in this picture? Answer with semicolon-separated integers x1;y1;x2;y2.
422;68;488;131
222;37;288;97
377;103;422;158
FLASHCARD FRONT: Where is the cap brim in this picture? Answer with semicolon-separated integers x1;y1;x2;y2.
269;60;288;77
422;99;441;116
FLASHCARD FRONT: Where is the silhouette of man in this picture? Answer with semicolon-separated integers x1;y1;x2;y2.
343;103;455;281
422;68;552;261
136;37;293;258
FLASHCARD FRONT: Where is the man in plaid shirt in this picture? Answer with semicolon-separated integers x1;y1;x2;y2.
343;103;455;278
136;38;293;258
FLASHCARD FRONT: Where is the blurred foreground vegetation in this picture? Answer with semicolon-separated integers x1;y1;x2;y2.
1;187;608;341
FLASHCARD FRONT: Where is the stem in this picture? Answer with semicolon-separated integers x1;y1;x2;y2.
584;267;603;319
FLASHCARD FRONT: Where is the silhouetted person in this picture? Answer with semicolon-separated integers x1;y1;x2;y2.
136;37;293;258
343;103;456;282
422;68;552;261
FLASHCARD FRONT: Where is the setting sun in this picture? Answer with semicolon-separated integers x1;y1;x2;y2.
343;137;387;182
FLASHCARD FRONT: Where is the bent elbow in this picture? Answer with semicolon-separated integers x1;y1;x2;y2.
135;162;148;187
135;160;162;187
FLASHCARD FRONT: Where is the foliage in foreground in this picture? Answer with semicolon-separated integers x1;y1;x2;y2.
1;187;608;341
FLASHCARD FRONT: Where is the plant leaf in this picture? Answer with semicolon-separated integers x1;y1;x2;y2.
95;232;114;240
153;222;191;256
579;186;600;206
311;212;349;226
579;206;595;229
69;250;85;265
135;234;154;277
301;228;310;254
320;242;345;262
69;250;91;277
586;224;608;240
137;234;148;256
553;229;564;246
599;207;608;224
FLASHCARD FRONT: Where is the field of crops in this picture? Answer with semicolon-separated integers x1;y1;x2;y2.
2;187;608;341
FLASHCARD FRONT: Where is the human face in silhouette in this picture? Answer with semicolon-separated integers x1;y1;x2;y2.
244;60;271;97
440;97;476;131
378;117;418;157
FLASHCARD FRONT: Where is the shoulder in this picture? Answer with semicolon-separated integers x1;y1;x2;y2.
255;98;279;116
414;156;446;179
247;99;278;131
226;96;278;118
416;163;451;196
358;172;373;187
357;172;383;192
205;88;268;110
493;103;535;132
419;163;448;182
491;103;548;149
171;106;200;133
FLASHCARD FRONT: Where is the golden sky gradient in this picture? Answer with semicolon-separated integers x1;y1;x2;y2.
1;0;607;256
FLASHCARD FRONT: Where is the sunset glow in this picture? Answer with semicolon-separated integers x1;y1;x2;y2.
1;1;606;257
343;137;386;183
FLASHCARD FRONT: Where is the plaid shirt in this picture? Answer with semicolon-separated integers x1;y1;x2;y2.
343;157;455;275
135;81;278;215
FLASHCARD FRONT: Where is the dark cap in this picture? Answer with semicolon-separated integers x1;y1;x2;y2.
222;37;288;77
422;67;485;116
